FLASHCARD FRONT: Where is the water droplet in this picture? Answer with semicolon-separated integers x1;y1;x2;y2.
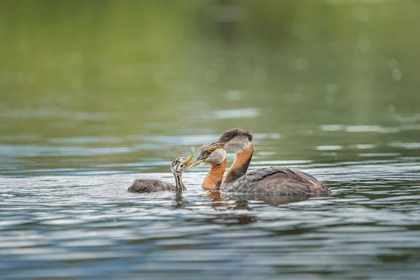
392;68;402;81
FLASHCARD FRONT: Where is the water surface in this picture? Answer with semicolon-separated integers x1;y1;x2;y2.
1;1;420;279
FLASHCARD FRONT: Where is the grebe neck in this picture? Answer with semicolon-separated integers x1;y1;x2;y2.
173;174;187;192
202;158;227;191
222;144;254;189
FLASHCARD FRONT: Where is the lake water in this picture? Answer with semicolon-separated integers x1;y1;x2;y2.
1;1;420;279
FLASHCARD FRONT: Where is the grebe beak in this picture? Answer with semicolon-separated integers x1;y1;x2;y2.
198;142;225;151
182;146;195;167
188;157;205;168
189;147;213;168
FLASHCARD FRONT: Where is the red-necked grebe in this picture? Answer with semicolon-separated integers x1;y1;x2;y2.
193;128;331;196
190;145;227;191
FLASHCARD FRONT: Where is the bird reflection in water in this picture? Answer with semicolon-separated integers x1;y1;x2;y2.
230;193;311;206
172;192;185;209
204;191;227;208
233;199;252;211
206;190;311;208
203;191;256;225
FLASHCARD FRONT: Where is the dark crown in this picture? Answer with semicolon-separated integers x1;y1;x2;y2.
217;128;253;142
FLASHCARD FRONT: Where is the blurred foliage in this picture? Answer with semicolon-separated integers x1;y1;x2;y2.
0;0;420;173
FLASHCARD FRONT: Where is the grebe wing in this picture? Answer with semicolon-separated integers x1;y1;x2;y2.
223;167;330;195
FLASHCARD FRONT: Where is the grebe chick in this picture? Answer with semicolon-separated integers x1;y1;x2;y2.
128;147;194;193
198;128;331;196
190;145;227;191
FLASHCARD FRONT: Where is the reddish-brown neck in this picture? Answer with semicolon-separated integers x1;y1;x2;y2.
222;144;254;187
202;158;227;191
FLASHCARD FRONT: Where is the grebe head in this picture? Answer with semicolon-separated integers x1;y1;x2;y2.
198;128;253;153
171;147;195;175
189;143;227;166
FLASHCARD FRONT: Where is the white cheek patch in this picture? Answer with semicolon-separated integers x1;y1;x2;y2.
207;153;219;164
225;136;251;153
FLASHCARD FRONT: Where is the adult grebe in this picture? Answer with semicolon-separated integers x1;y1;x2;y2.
197;128;331;196
128;147;195;193
190;145;227;191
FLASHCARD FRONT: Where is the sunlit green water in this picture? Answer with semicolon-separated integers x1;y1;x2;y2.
1;1;420;279
1;0;420;173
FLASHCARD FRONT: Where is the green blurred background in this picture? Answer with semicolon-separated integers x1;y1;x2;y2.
1;0;419;174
